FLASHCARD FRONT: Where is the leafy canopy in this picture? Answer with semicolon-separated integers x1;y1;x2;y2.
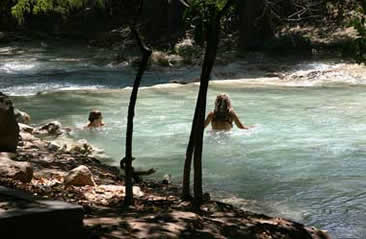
184;0;234;46
187;0;230;19
349;2;366;62
11;0;106;23
189;0;228;11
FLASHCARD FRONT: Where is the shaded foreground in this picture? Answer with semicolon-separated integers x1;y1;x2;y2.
0;124;330;239
0;185;84;238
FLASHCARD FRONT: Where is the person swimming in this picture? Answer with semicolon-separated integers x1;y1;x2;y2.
204;94;251;130
86;110;105;128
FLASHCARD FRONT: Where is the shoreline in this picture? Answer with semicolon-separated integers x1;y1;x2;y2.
0;121;331;238
3;57;366;98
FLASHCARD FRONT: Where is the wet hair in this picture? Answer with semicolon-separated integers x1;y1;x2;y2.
214;94;232;113
88;110;102;122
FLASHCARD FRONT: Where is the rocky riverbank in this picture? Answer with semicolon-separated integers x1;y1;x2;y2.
0;102;332;239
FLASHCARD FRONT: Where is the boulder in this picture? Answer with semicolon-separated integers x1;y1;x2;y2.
34;121;63;137
174;38;200;64
47;141;61;152
0;92;19;152
64;165;96;187
162;174;172;184
0;152;33;183
151;51;183;67
14;108;31;124
68;139;94;155
18;123;34;134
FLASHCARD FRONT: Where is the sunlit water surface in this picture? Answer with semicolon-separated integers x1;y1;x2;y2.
2;41;366;239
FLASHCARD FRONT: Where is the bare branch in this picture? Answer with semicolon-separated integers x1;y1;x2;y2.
178;0;190;8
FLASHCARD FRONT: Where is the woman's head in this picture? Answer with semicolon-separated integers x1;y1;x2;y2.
88;110;103;122
214;94;232;113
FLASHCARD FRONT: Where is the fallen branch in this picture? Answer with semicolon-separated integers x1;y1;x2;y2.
120;157;156;183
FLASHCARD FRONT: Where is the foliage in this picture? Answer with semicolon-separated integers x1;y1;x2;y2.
11;0;106;23
183;0;235;46
348;3;366;62
188;0;228;11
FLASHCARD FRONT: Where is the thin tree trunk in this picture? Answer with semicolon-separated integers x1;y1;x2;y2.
123;25;152;206
182;113;197;199
192;24;218;203
182;0;235;205
121;0;152;206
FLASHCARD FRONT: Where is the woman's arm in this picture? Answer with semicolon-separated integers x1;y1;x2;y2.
231;110;249;129
204;112;214;128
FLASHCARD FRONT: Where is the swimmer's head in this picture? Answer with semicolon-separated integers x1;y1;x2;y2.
214;94;232;113
88;110;103;122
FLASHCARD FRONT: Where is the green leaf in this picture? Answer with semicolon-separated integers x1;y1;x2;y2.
11;0;107;24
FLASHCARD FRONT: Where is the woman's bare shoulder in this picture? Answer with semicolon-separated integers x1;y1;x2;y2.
207;111;214;117
228;109;237;116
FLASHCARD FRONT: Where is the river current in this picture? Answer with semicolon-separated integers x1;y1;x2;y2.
1;41;366;239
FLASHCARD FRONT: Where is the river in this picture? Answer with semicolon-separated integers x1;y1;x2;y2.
1;40;366;239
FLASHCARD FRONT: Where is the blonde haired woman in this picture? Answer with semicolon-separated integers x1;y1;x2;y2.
204;94;251;130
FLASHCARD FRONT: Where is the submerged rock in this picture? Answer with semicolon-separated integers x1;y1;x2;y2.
0;92;19;152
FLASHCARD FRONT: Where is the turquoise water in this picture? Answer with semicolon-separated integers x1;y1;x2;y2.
2;42;366;239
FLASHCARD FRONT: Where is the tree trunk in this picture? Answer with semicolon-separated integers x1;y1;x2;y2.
182;113;196;199
192;19;219;203
123;26;152;206
182;0;235;206
239;0;274;51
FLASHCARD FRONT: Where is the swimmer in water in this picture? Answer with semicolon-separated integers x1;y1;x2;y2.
86;110;105;128
204;94;251;131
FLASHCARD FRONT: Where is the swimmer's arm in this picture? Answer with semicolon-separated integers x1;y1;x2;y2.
204;112;214;128
231;111;249;129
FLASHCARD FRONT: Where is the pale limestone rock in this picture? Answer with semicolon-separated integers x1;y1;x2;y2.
162;174;172;184
174;38;194;55
35;121;63;137
18;123;34;134
14;108;31;124
64;165;96;187
151;51;183;66
47;141;61;152
34;121;72;139
68;139;94;155
83;185;144;202
0;152;33;182
98;185;144;197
